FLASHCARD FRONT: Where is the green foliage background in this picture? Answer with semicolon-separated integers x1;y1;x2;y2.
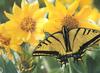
0;0;100;73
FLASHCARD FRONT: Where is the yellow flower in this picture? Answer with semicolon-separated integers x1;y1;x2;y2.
0;23;23;60
43;0;100;33
0;24;14;60
4;0;47;46
0;24;10;48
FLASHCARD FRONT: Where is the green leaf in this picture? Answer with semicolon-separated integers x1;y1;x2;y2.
0;56;6;73
5;60;17;73
86;48;100;73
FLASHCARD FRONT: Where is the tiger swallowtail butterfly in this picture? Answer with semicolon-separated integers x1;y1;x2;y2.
33;26;100;65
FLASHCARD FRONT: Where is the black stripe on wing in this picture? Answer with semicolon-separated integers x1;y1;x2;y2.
79;34;100;54
91;38;100;46
73;28;80;42
33;50;69;65
87;30;91;35
33;51;60;56
82;29;92;35
69;34;100;62
83;29;87;35
73;28;100;43
34;31;65;51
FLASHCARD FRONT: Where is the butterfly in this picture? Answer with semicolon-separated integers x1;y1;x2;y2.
33;26;100;65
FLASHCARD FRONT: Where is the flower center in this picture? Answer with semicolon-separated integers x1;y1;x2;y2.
62;15;79;29
0;34;10;46
20;17;36;32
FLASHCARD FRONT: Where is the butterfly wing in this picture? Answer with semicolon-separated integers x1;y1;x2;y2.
69;28;100;53
33;31;66;56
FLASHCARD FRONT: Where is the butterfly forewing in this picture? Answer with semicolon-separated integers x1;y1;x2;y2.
33;32;66;56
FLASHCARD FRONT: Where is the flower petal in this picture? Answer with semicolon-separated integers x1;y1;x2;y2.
79;21;100;31
29;1;39;13
13;3;21;15
43;19;62;33
4;11;13;19
21;0;29;14
79;0;93;7
55;0;67;15
44;0;54;10
10;38;22;53
33;8;46;20
75;6;92;20
35;18;48;33
21;0;28;8
68;0;80;15
88;8;99;21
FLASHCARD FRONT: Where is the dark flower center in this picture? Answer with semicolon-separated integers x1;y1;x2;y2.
62;15;79;29
0;34;10;46
20;17;36;32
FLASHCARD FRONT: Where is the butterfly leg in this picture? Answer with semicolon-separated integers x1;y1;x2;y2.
57;55;69;67
71;51;84;63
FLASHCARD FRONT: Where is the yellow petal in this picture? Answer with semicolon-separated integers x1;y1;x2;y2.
21;0;29;14
21;0;28;8
33;8;46;20
35;18;48;33
55;0;67;15
68;0;80;15
75;6;92;20
4;11;13;19
79;21;100;31
10;38;22;53
88;8;99;21
29;1;39;13
13;3;21;15
44;0;54;10
48;10;64;20
43;20;62;33
4;13;20;23
99;14;100;18
0;24;5;31
79;0;93;7
27;34;36;45
44;0;59;19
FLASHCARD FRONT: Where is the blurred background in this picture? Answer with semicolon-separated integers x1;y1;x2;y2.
0;0;100;73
